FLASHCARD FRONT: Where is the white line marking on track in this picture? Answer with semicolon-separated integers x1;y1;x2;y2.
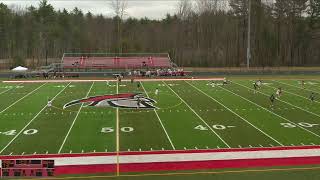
188;81;284;146
141;82;176;150
21;152;25;155
9;152;12;155
238;145;242;148
232;81;320;139
0;83;47;113
0;82;71;154
164;81;231;148
217;146;220;149
58;82;94;154
301;143;305;146
269;144;274;147
249;145;253;147
259;144;263;147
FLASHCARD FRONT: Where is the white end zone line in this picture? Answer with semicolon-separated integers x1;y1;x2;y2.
0;82;71;154
140;82;176;150
2;78;225;83
186;81;284;147
58;82;94;154
231;81;320;138
0;83;47;113
163;81;231;148
235;81;320;119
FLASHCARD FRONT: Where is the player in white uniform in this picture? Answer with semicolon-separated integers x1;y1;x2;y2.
276;88;282;98
155;88;159;95
47;98;52;111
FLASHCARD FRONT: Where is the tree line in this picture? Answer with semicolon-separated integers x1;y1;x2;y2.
0;0;319;68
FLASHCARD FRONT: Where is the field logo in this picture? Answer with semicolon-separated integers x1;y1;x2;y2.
63;93;157;109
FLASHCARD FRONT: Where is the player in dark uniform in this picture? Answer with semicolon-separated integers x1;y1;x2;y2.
301;80;305;89
270;94;276;107
222;78;228;85
137;97;141;108
310;92;316;102
253;82;258;94
137;82;141;89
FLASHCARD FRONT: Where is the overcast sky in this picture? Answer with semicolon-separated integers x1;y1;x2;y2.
0;0;179;19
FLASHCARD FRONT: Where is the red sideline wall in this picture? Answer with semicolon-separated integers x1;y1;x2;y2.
1;146;320;175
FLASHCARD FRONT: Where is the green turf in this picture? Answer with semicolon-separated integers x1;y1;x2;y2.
0;79;320;155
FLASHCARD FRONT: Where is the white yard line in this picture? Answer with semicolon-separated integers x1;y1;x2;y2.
186;81;283;146
231;81;320;138
0;82;23;95
140;82;176;150
116;80;120;176
163;81;231;148
0;82;71;154
262;82;320;104
0;83;47;113
235;81;320;118
58;82;94;154
274;80;320;94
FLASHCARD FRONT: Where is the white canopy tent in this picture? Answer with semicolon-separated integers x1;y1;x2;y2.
12;66;28;72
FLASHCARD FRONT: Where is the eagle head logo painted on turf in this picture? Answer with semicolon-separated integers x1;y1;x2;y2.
63;93;157;109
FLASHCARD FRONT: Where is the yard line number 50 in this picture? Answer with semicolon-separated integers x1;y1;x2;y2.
101;127;134;133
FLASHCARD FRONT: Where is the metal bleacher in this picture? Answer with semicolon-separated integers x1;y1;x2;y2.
61;53;173;70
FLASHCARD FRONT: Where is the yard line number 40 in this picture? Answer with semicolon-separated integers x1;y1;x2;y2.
0;129;38;136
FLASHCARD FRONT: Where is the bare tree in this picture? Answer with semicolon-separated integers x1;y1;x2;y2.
176;0;193;20
195;0;220;14
109;0;128;53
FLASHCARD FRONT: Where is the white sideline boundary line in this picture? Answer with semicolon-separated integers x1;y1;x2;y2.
232;81;320;139
186;81;284;146
163;81;231;148
274;80;320;94
0;82;71;154
261;81;320;104
58;82;94;154
0;83;47;113
0;82;23;95
2;78;224;83
116;80;120;176
140;82;176;150
235;81;320;118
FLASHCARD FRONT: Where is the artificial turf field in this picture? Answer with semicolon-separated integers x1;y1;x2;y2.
0;78;320;155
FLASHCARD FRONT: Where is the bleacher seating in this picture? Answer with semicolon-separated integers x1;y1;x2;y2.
62;55;172;69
